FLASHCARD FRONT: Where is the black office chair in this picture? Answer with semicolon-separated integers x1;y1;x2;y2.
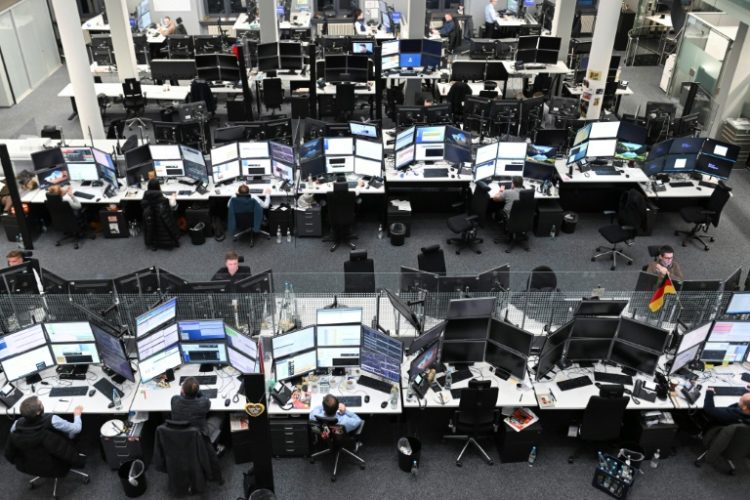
675;182;731;251
122;78;148;128
695;423;750;474
189;81;216;115
309;416;366;481
344;249;375;293
417;244;447;276
228;195;270;247
45;193;92;249
447;23;462;54
5;420;89;499
501;189;536;253
261;78;284;116
40;125;62;140
325;182;358;252
447;181;490;255
335;83;356;121
568;394;629;463
527;265;558;292
592;189;647;270
446;81;472;122
444;379;500;466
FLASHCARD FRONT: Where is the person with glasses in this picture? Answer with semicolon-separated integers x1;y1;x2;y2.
645;245;684;284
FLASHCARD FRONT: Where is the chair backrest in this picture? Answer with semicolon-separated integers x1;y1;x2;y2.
230;195;263;232
263;78;283;107
528;265;557;291
328;183;356;226
456;385;499;426
344;250;375;293
335;83;356;111
507;189;536;233
618;188;647;232
311;415;350;450
706;183;731;227
580;395;629;442
45;194;79;234
7;422;79;478
418;245;446;276
468;181;491;223
723;423;750;459
122;78;142;98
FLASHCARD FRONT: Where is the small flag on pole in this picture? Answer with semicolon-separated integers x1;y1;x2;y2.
649;276;676;312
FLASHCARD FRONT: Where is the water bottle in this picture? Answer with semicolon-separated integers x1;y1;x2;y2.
528;446;537;466
286;227;291;243
398;437;412;456
390;384;399;409
650;449;660;469
112;388;122;410
15;233;23;249
550;224;557;239
445;368;453;390
378;224;383;239
276;226;282;243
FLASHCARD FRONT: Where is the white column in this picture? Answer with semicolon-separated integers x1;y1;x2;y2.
51;0;106;139
582;0;620;119
551;0;576;65
104;0;139;81
709;23;749;137
403;0;427;104
259;0;279;44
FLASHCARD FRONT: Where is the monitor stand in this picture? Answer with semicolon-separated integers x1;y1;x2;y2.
620;367;637;377
199;364;215;373
493;367;511;380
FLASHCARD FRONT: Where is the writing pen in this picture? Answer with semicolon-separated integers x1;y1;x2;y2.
549;389;557;403
59;399;70;402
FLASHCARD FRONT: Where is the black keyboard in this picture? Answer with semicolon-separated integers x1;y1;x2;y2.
593;167;620;176
450;388;463;399
698;181;716;188
347;181;358;188
437;368;474;387
357;375;394;393
73;191;95;199
557;375;593;391
161;191;175;195
713;386;749;396
669;181;693;188
201;388;218;399
178;190;192;196
248;188;264;194
246;180;271;185
49;386;89;397
337;395;363;407
180;375;217;385
423;168;449;178
594;372;634;386
94;378;125;401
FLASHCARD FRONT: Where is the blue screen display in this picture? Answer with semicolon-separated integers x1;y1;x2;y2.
400;53;421;68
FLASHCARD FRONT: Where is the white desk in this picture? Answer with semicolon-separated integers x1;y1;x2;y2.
564;83;633;97
384;162;472;183
555;160;651;184
90;62;151;75
646;14;673;29
316;82;376;96
233;13;311;32
436;80;504;98
58;82;190;101
297;179;385;196
639;180;714;199
671;363;750;410
82;15;165;43
384;69;444;81
503;60;572;77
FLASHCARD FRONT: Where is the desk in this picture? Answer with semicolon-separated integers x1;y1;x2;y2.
58;82;190;101
671;363;750;409
646;14;673;29
316;82;376;96
81;15;165;44
563;83;634;114
639;180;714;210
297;179;385;196
384;69;444;81
90;62;151;76
555;160;650;211
436;80;504;98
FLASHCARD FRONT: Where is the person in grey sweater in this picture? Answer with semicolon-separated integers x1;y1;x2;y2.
170;377;224;447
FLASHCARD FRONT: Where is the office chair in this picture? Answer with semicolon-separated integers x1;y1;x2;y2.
45;193;92;249
500;189;535;253
228;195;270;247
122;78;148;129
444;379;500;466
527;265;558;292
568;394;629;463
309;416;366;481
446;181;490;255
324;182;358;252
261;78;284;117
189;81;216;115
335;83;356;121
446;81;472;122
592;189;647;270
417;244;447;276
344;249;375;293
695;423;750;474
446;23;462;54
5;421;89;499
97;93;111;118
675;182;731;251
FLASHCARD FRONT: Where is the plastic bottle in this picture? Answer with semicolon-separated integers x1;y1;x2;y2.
378;224;383;239
276;226;282;243
286;227;291;242
650;449;660;469
398;437;412;456
528;446;537;466
445;368;453;390
112;388;122;410
550;224;557;239
15;233;23;249
390;384;399;409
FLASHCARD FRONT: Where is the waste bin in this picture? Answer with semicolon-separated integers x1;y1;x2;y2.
397;437;421;476
118;459;147;497
389;222;406;246
189;222;206;245
561;212;578;234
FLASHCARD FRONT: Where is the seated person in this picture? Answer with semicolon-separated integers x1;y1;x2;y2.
226;184;271;237
1;183;12;213
47;185;82;214
159;16;176;36
309;394;362;433
704;387;750;425
433;14;456;37
353;9;368;35
212;249;252;287
171;377;224;448
175;17;187;35
416;93;434;108
491;176;524;223
10;396;84;440
6;249;24;267
645;245;684;284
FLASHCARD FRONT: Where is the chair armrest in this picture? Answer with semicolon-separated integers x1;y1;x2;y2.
466;215;479;223
621;225;635;231
451;201;464;209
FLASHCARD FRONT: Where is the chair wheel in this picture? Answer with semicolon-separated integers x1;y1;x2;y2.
596;247;601;251
29;483;35;490
360;465;365;470
704;247;709;251
331;476;336;482
694;460;702;467
55;242;61;247
505;249;510;253
455;251;460;255
591;257;595;262
681;242;687;247
674;231;680;236
83;477;90;484
610;266;615;271
73;243;79;249
488;460;494;466
709;237;715;242
309;459;315;464
627;261;632;265
456;461;462;467
568;457;574;464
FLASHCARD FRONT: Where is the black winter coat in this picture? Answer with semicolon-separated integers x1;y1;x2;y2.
141;191;181;249
5;415;84;478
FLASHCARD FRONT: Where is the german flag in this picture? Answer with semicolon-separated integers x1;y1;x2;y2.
649;276;676;312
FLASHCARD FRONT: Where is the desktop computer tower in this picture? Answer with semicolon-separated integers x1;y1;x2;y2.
534;201;563;237
496;420;542;463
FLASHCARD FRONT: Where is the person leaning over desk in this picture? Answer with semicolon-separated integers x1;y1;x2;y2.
10;396;84;440
645;245;684;284
491;175;524;222
703;387;750;425
171;377;225;450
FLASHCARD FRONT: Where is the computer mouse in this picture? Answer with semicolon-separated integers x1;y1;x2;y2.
224;398;231;407
696;186;702;191
364;395;370;403
88;389;96;397
380;401;388;408
624;175;629;179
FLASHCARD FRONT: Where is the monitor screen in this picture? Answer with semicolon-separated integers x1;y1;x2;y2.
589;121;620;139
355;138;383;161
527;144;557;164
300;138;323;161
316;346;360;368
360;325;402;384
641;158;664;177
415;126;446;144
408;340;440;381
178;319;225;341
180;342;228;365
317;307;362;325
139;344;181;381
382;53;399;71
0;345;54;381
400;53;421;68
497;142;527;160
241;158;272;177
350;122;378;139
135;298;176;338
474;162;495;181
648;139;673;160
66;163;99;182
44;321;94;343
239;142;270;159
50;342;100;365
485;341;526;379
616;317;669;352
228;347;257;373
573;123;591;145
267;141;293;164
441;341;485;364
152;159;185;178
707;321;750;343
354;157;381;177
538;36;561;51
669;343;701;375
518;36;537;50
677;321;712;352
568;142;588;163
396;145;415;169
407;320;446;355
609;340;660;375
211;143;239;165
444;318;490;341
726;293;750;315
381;39;399;55
662;154;696;173
212;160;241;183
31;147;65;171
447;297;496;319
271;160;294;181
701;342;748;363
125;144;151;168
614;142;647;162
36;166;70;189
566;338;612;362
695;154;732;180
150;145;181;160
137;323;179;360
701;139;739;162
523;161;557;181
396;126;415;151
324;137;354;156
316;324;361;347
272;326;316;358
0;324;46;361
476;143;498;165
617;122;647;144
275;349;317;381
586;139;617;158
669;137;704;155
488;318;532;356
90;323;135;382
225;324;258;360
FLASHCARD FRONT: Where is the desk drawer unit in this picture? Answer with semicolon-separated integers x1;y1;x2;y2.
295;207;322;237
270;419;309;457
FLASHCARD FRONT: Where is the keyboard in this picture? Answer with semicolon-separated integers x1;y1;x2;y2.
49;386;89;397
698;181;716;188
73;191;95;199
713;386;749;396
423;168;450;178
593;167;620;176
557;376;593;391
337;395;363;407
437;368;474;387
161;191;175;195
669;181;693;188
178;190;193;196
357;375;394;393
180;375;217;385
524;63;546;70
94;378;124;401
201;388;219;399
594;372;634;386
246;179;271;185
248;188;264;194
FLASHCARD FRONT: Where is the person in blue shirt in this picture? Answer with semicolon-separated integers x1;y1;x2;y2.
11;396;84;440
309;394;362;432
485;0;501;37
435;14;455;37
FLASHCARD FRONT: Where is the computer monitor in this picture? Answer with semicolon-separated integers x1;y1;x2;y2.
565;338;612;362
574;300;628;317
701;341;748;363
50;342;100;366
425;104;452;125
444;317;490;342
0;345;55;382
135;297;177;338
726;292;750;315
180;342;228;365
316;346;359;368
676;321;712;353
212;160;241;183
497;142;527;160
586;139;617;158
617;122;648;144
234;269;274;294
695;154;732;180
350;40;374;55
647;139;672;160
178;319;225;342
724;268;743;294
669;137;704;155
384;288;421;331
139;344;182;381
44;321;94;343
707;321;750;344
669;342;701;375
609;340;660;375
518;36;537;50
441;341;485;364
0;324;46;361
614;141;647;162
355;138;382;161
90;323;135;382
589;121;620;140
405;320;445;356
150;59;197;81
395;144;415;169
360;325;403;384
400;52;421;68
181;145;209;184
537;320;573;365
569;317;619;341
272;326;316;358
0;260;39;294
476;143;498;166
616;317;669;352
408;340;440;381
573;123;591;146
395;127;416;152
451;61;485;81
193;35;222;54
316;307;362;325
68;279;114;295
568;142;588;164
269;141;294;164
488;318;533;356
211;142;239;165
536;50;558;64
446;297;496;319
396;106;425;126
324;137;354;156
415;126;445;144
31;147;65;171
475;265;510;293
354;157;381;177
399;266;438;294
136;323;179;360
515;49;536;63
662;154;696;173
114;267;158;296
36;165;70;189
485;340;527;379
225;324;258;358
214;126;246;144
275;349;317;381
228;347;258;374
316;323;361;347
526;144;557;164
61;147;93;163
349;122;378;139
701;139;739;162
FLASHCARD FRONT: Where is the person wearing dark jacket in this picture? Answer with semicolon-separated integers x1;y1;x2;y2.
704;388;750;425
212;249;252;291
141;179;180;250
171;376;224;446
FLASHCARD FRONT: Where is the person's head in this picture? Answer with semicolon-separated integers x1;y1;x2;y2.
512;176;524;189
322;394;339;416
225;250;240;275
739;393;750;415
489;0;497;4
20;396;44;421
6;250;24;267
175;17;183;25
147;179;161;192
238;184;250;195
47;184;62;196
657;245;675;266
445;14;453;22
181;377;200;398
163;16;172;24
353;8;363;20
